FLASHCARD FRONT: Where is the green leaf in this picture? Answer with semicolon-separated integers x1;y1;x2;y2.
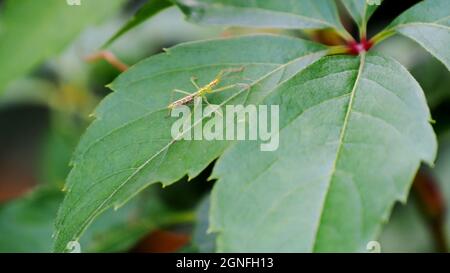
341;0;383;33
0;188;63;252
0;186;182;252
209;53;437;252
192;196;216;253
0;0;125;93
79;186;192;253
104;0;173;47
386;0;450;70
39;118;81;188
410;56;450;109
379;202;434;252
53;34;327;252
174;0;352;40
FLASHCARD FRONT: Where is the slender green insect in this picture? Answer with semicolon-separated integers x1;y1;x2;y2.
167;67;249;114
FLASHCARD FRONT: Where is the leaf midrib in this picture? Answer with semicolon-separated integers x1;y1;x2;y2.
311;53;366;252
214;65;363;251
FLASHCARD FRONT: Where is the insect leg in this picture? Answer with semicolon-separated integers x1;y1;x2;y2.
210;83;251;93
174;89;192;95
190;77;201;90
167;90;175;116
203;95;223;117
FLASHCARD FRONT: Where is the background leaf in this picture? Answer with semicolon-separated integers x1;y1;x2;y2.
0;188;62;252
386;0;450;70
0;186;185;253
191;195;216;252
53;35;326;252
174;0;352;40
104;0;173;47
0;0;125;93
379;201;434;252
209;53;436;252
341;0;383;33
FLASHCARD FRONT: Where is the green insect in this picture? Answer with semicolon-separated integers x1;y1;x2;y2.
168;67;249;114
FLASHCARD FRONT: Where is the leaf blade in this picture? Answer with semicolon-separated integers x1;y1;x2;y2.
53;35;326;252
209;53;436;252
0;186;174;253
387;0;450;70
174;0;351;39
103;0;173;47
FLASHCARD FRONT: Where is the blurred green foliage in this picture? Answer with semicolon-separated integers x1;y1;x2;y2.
0;0;125;93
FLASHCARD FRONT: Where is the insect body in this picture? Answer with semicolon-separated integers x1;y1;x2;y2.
167;67;247;113
168;93;196;110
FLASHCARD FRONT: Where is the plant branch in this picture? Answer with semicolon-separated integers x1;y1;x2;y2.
370;29;396;45
85;51;129;72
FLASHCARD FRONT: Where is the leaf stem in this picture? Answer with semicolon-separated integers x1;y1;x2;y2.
359;19;368;41
370;29;396;45
336;28;356;43
85;51;129;72
161;211;196;226
327;45;349;55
